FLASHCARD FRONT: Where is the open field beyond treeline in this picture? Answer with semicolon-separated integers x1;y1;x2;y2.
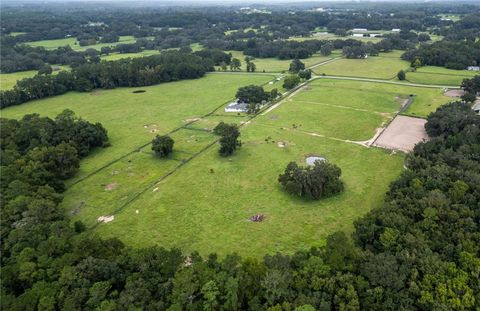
2;57;457;255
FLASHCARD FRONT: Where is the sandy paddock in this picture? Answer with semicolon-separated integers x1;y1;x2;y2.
444;89;464;97
373;115;428;152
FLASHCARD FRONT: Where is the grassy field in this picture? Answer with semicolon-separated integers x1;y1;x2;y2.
302;78;451;118
24;36;139;51
0;70;38;90
8;32;27;37
0;66;71;91
2;74;413;257
289;34;383;43
224;50;341;73
101;50;160;61
2;49;454;256
313;52;410;79
93;128;403;256
406;66;477;86
2;73;274;182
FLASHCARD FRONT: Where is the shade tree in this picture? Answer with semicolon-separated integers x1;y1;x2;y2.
151;135;175;158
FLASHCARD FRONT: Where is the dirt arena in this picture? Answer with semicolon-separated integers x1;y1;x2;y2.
373;115;429;152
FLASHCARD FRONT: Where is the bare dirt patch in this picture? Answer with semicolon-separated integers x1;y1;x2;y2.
249;214;266;222
444;89;464;97
184;118;200;123
373;115;428;152
104;183;118;191
98;215;114;223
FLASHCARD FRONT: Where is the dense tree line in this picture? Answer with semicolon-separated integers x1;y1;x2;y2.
2;100;479;310
0;51;213;108
0;44;89;73
3;3;477;73
460;75;480;103
4;2;475;46
402;40;480;70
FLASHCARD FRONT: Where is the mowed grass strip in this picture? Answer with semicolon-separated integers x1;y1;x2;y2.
94;126;404;257
313;52;410;79
1;73;274;181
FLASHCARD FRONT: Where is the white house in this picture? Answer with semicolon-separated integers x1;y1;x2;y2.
352;33;364;37
352;28;368;33
392;28;401;32
225;100;249;113
467;66;480;71
369;33;382;37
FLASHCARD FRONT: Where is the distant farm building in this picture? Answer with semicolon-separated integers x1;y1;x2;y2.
51;65;61;71
467;66;480;71
352;33;364;37
225;100;248;113
369;33;382;37
352;28;368;33
392;28;401;32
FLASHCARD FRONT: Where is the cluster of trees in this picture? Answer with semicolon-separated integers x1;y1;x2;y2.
0;44;89;73
402;40;480;70
213;122;242;157
461;75;480;103
0;51;213;108
435;13;480;41
3;102;478;309
3;3;479;74
4;2;473;48
278;160;344;200
235;85;279;113
283;69;311;90
152;135;175;158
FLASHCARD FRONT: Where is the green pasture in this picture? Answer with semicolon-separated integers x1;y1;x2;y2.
8;32;27;37
256;102;387;141
1;73;274;181
289;34;383;43
24;35;139;51
190;43;204;52
2;61;452;257
224;50;341;73
91;124;403;256
306;78;451;118
0;70;37;91
100;50;160;61
0;65;71;91
313;52;410;79
406;66;477;86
